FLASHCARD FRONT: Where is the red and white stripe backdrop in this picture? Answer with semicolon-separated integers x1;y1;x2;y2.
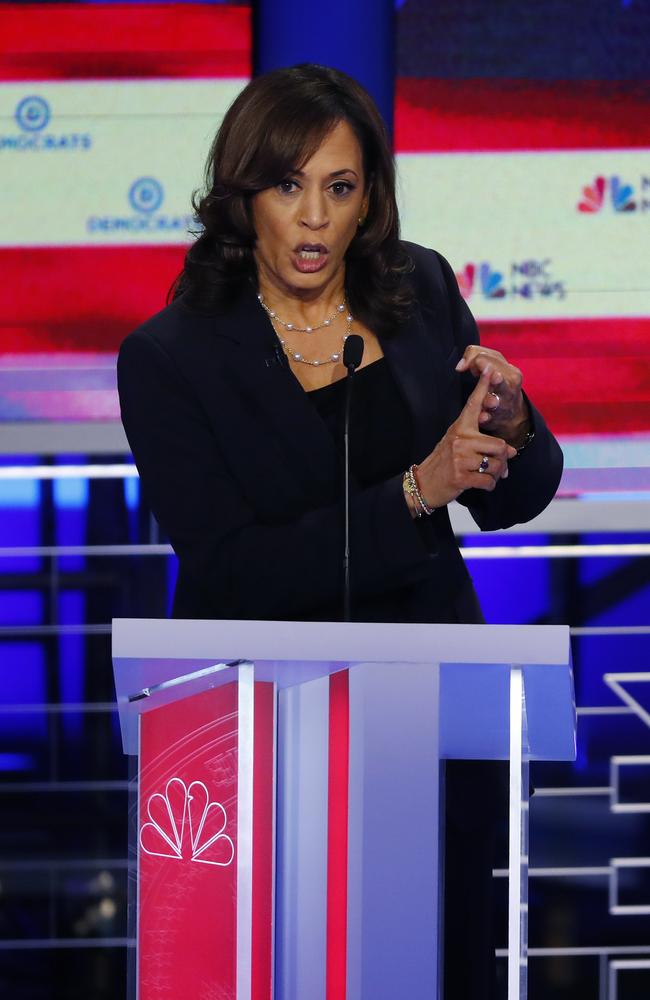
1;4;649;442
395;78;650;440
0;3;249;418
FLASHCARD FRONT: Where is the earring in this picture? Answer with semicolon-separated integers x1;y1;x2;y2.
358;215;367;226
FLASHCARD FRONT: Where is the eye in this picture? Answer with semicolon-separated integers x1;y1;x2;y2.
330;180;355;197
277;179;299;195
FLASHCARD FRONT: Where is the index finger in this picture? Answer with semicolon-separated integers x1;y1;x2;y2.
455;346;504;375
458;365;493;428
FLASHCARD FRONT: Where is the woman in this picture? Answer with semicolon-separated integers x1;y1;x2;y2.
118;64;562;998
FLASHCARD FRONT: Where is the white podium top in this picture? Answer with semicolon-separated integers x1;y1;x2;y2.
112;618;575;761
113;617;570;665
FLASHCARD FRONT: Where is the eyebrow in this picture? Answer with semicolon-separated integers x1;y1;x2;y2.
290;168;360;180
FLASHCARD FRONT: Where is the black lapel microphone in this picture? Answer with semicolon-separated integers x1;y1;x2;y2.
265;339;289;370
274;342;289;369
342;334;364;622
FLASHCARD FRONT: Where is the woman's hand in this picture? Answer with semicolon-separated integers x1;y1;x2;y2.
455;346;529;447
413;366;517;511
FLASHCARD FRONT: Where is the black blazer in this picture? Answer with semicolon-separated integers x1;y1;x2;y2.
118;242;563;623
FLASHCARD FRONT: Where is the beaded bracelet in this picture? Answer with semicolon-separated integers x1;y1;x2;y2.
402;468;422;517
403;464;436;517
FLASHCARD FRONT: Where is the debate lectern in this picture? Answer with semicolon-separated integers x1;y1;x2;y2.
112;618;575;1000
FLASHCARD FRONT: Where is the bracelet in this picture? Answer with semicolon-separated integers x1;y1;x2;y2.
403;464;435;516
412;465;436;515
403;469;422;517
510;400;535;455
514;428;535;455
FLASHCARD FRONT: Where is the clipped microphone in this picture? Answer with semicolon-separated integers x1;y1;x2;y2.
274;341;289;369
343;334;364;373
342;334;364;621
264;337;289;370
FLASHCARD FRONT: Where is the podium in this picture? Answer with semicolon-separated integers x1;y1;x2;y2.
113;618;575;1000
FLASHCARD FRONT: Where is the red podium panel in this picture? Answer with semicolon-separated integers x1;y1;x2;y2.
137;679;274;1000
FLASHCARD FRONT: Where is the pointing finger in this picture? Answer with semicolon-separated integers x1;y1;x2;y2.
455;345;485;373
458;365;493;427
455;346;504;375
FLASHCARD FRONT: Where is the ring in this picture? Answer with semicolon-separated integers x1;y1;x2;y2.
478;455;489;474
488;391;500;408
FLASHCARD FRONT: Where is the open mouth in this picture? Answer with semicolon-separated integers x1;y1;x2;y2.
295;243;328;260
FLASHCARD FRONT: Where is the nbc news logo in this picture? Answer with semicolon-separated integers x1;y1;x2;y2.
578;175;650;213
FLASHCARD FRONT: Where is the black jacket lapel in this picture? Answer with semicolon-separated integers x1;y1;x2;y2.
212;286;342;498
380;303;449;463
205;282;457;495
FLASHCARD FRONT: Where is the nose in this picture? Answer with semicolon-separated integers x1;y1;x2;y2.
300;188;328;230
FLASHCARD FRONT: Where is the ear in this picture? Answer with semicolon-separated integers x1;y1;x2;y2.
361;179;372;215
357;192;370;227
357;174;372;227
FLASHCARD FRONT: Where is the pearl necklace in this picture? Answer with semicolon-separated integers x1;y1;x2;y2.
277;311;352;367
257;293;346;334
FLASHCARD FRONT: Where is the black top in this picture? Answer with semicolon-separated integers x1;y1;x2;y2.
117;241;563;628
307;357;412;487
306;356;480;624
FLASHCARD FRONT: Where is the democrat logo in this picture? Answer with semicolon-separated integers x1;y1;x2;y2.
457;259;566;302
15;96;51;132
1;96;92;152
87;178;195;235
129;177;164;214
578;175;637;213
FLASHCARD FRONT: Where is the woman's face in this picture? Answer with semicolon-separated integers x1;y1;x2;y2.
252;119;368;301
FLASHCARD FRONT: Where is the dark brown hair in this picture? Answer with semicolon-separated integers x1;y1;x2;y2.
172;63;414;335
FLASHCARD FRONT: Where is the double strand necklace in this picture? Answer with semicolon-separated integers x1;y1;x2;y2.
257;293;346;333
257;293;353;367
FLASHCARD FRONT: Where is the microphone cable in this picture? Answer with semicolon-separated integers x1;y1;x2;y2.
342;334;364;622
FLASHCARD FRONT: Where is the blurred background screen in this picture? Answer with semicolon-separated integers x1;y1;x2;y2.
1;5;649;999
1;0;649;471
394;0;650;474
0;0;250;422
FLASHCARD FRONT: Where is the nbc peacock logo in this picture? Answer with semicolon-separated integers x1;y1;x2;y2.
456;263;506;300
577;175;637;213
139;777;235;867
